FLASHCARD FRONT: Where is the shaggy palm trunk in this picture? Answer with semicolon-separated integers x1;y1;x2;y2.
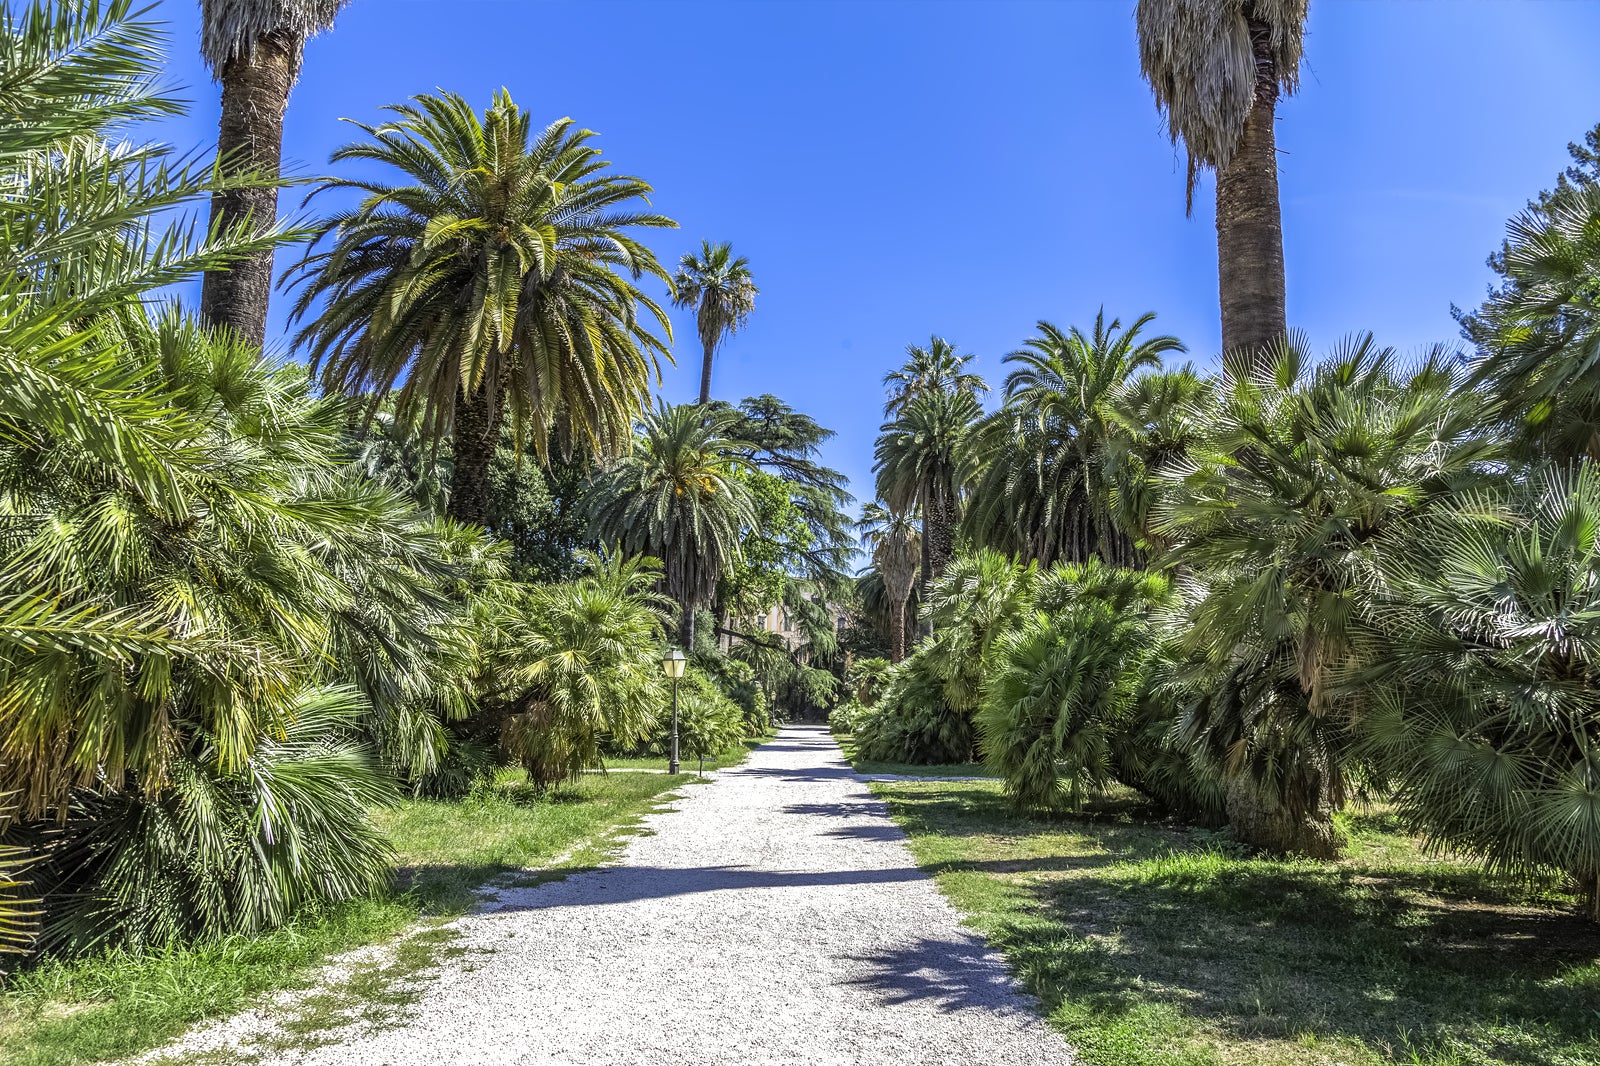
447;382;500;526
924;490;955;593
1214;15;1287;359
201;29;296;349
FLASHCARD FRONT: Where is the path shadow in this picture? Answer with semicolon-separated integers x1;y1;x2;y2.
479;863;931;913
841;934;1035;1016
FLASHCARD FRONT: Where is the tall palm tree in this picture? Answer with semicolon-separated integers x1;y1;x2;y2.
874;387;983;598
588;403;756;647
288;91;676;526
672;240;758;405
963;311;1186;566
1136;0;1307;357
857;503;921;662
883;336;988;416
198;0;351;347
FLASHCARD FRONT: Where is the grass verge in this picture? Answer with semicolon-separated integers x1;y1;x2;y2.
0;771;694;1066
872;779;1600;1066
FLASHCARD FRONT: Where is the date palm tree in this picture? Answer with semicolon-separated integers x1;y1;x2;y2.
588;403;756;647
874;387;984;602
1136;0;1307;357
287;90;676;525
857;503;921;662
963;311;1186;566
673;240;758;405
198;0;351;347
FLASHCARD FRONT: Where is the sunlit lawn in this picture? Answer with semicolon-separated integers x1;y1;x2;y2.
872;779;1600;1066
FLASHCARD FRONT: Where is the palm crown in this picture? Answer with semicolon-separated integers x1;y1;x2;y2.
287;90;677;523
672;240;758;405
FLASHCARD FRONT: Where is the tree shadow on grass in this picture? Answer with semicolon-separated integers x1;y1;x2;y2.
970;833;1600;1064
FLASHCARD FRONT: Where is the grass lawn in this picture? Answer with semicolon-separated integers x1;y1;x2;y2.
0;770;699;1066
834;732;993;778
871;779;1600;1066
598;733;774;775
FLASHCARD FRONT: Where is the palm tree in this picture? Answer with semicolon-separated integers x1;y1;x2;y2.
672;240;758;405
588;403;756;647
288;90;676;526
1155;335;1497;856
874;387;983;600
883;336;988;416
964;311;1186;566
1136;0;1308;357
198;0;351;347
857;503;921;662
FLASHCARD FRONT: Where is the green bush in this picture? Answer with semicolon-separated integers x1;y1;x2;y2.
977;562;1169;811
852;649;975;764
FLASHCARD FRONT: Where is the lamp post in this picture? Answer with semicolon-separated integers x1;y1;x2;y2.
661;647;687;774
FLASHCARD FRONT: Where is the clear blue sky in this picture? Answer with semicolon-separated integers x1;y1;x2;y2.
145;0;1600;503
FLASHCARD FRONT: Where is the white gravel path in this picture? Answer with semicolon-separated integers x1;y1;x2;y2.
154;724;1074;1065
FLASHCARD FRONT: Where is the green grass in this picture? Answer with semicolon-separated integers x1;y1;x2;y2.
871;779;1600;1066
834;732;993;778
0;771;695;1066
598;733;774;775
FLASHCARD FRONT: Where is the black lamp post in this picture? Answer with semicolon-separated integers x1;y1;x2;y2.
661;647;687;774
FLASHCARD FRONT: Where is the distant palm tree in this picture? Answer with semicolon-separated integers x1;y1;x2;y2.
588;403;756;647
287;90;676;525
198;0;351;347
874;387;983;599
964;311;1186;566
857;503;921;662
673;241;758;405
883;336;987;416
1136;0;1307;357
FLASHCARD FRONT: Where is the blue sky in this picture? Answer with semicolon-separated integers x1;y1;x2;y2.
146;0;1600;502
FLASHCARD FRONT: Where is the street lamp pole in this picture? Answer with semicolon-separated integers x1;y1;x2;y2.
661;647;687;775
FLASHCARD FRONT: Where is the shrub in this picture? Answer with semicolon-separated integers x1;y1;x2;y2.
852;649;975;765
977;562;1169;811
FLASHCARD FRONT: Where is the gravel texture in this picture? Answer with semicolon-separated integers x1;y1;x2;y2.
151;724;1075;1065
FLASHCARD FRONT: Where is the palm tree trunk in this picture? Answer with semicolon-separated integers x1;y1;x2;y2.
447;382;500;526
924;492;954;594
698;340;714;405
889;597;908;663
201;29;296;349
1215;15;1287;359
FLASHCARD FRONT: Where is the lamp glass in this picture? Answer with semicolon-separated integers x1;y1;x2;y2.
662;648;687;679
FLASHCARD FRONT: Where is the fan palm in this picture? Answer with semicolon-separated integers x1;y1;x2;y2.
857;503;921;662
874;387;983;598
1467;185;1600;462
883;336;988;416
287;90;676;525
1137;0;1307;356
672;241;758;405
964;311;1186;566
588;403;756;647
491;554;671;789
1362;466;1600;919
1155;335;1498;855
198;0;351;347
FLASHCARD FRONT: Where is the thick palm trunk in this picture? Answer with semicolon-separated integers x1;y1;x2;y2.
923;491;955;597
201;30;296;349
1215;16;1287;359
447;382;501;526
698;340;714;405
1223;772;1341;859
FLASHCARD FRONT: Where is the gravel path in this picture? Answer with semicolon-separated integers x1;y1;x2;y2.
157;724;1074;1065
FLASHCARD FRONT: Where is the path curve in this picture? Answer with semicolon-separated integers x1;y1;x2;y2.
163;724;1075;1065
